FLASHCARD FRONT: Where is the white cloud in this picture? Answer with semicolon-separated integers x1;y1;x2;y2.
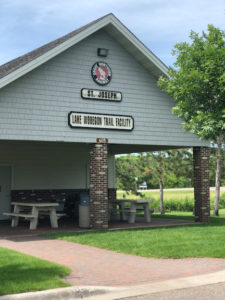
0;0;225;65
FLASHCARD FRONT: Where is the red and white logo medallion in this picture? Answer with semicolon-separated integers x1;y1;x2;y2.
91;62;112;85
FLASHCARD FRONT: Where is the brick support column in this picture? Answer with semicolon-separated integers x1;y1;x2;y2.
89;143;108;229
193;147;210;222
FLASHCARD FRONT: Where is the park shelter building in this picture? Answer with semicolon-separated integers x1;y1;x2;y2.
0;14;210;229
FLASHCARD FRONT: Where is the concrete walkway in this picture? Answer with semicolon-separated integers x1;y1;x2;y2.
1;236;225;287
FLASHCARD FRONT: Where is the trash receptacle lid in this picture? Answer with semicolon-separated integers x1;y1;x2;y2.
79;193;90;206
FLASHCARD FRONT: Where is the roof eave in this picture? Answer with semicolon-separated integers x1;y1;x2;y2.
105;16;168;78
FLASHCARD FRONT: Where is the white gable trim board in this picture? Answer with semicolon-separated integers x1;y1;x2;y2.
0;14;168;89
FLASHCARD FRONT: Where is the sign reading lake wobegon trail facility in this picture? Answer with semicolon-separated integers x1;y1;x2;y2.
69;112;134;131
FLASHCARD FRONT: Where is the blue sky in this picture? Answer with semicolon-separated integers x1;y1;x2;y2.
0;0;225;67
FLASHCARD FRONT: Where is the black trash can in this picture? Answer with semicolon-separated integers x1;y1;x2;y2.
79;193;90;228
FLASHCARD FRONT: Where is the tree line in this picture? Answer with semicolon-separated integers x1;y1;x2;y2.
116;148;225;190
116;147;224;213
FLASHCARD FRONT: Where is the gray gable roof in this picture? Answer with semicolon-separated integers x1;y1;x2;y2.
0;14;109;79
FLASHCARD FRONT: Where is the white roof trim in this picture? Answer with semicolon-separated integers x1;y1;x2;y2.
0;14;168;89
108;16;168;76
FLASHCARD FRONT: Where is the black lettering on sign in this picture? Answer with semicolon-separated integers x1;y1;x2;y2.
81;89;122;101
69;112;133;131
72;114;82;124
104;117;114;126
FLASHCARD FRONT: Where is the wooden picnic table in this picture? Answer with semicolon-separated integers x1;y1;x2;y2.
4;202;59;230
112;199;152;224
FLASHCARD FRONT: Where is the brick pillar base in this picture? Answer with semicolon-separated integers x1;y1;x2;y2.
90;143;108;229
193;147;210;222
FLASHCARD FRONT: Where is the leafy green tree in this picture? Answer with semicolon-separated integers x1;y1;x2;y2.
116;155;141;193
148;152;169;214
210;147;225;187
116;149;194;195
165;149;193;187
158;25;225;215
138;150;189;213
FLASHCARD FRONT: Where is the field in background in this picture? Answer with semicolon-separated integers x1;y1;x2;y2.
117;189;225;212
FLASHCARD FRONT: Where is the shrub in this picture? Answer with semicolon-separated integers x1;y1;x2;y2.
219;193;225;209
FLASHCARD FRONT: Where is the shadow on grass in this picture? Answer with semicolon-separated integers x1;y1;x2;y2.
152;213;225;226
142;211;225;226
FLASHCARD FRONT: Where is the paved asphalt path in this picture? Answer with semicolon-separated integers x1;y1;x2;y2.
126;282;225;300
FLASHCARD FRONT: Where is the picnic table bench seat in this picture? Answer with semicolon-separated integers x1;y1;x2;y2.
3;212;37;229
111;199;152;223
3;212;36;219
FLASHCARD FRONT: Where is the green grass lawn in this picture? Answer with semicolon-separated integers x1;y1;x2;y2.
0;247;71;296
43;209;225;259
117;189;225;204
117;189;196;200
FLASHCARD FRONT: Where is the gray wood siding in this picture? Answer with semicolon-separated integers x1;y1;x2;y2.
0;141;115;189
0;29;208;147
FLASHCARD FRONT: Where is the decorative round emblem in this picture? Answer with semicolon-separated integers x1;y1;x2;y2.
91;62;112;86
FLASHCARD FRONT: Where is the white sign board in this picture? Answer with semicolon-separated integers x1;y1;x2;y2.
81;89;122;101
69;112;134;131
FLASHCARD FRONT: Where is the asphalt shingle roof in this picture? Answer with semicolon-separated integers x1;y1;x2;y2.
0;14;110;79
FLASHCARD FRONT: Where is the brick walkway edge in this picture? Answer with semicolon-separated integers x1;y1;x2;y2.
1;236;225;286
